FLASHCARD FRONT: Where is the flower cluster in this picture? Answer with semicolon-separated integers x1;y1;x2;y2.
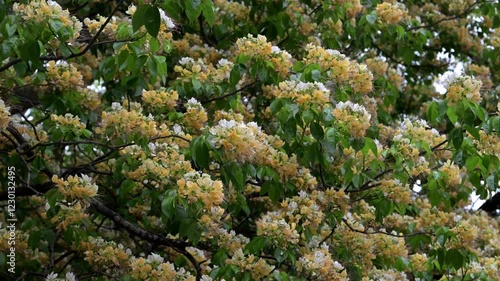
333;101;372;138
282;191;325;231
0;99;10;130
363;268;409;281
448;0;476;13
50;113;86;130
46;61;84;91
13;0;82;38
208;119;304;182
83;15;122;38
174;57;210;82
171;33;221;64
177;172;224;209
214;0;250;22
79;237;132;270
471;130;500;157
183;98;208;131
256;213;300;246
465;64;493;92
122;142;193;191
49;175;97;231
330;0;364;18
212;58;234;83
52;174;98;202
234;34;293;77
96;101;158;139
439;160;462;187
379;179;411;204
45;272;77;281
297;244;347;280
492;28;500;48
50;201;90;231
446;75;482;105
130;253;196;281
304;44;373;94
142;88;179;112
397;117;446;148
225;249;275;280
76;88;101;110
410;253;429;271
376;2;409;25
263;80;330;110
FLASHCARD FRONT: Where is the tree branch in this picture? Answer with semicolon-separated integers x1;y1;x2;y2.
0;0;125;73
91;200;202;280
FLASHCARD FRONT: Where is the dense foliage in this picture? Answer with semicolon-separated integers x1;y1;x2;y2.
1;0;499;280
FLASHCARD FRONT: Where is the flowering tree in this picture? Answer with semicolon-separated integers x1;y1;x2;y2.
1;0;499;280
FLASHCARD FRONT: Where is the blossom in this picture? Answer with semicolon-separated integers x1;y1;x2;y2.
0;99;10;130
446;75;482;105
333;101;371;138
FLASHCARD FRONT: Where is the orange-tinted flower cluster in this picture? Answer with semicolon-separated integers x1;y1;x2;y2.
446;75;482;105
263;80;330;110
304;44;373;94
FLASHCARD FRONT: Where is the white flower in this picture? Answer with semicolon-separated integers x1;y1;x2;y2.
186;97;200;106
217;58;232;68
147;253;164;264
47;0;61;9
315;82;328;92
79;174;92;184
179;57;194;66
218;119;236;129
65;272;76;281
46;272;58;281
173;124;183;134
111;102;122;111
271;46;281;54
159;9;176;29
126;4;137;15
333;261;344;270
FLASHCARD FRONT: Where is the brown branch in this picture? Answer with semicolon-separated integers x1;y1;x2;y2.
91;200;202;280
201;81;258;104
342;218;431;238
406;1;488;31
0;0;125;73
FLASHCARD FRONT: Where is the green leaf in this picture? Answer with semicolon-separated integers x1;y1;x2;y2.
202;0;216;27
132;5;149;32
19;41;40;62
427;102;439;124
310;122;324;140
447;249;464;270
149;37;160;53
228;163;245;191
245;237;266;254
447;106;459;125
161;190;177;221
325;127;335;142
362;137;378;156
269;184;281;203
191;137;210;169
186;0;203;22
394;257;409;271
449;128;464;149
270;99;285;115
396;25;405;39
366;13;377;25
144;6;161;37
301;109;314;125
229;64;243;86
350;138;365;151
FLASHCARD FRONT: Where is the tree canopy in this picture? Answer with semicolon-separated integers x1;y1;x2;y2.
0;0;499;280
